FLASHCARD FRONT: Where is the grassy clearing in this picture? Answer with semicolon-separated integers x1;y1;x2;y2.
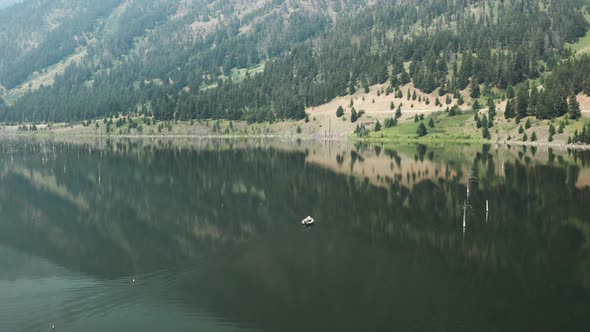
567;13;590;54
229;62;266;82
562;117;590;133
4;47;87;105
359;107;590;145
365;111;484;143
202;62;267;91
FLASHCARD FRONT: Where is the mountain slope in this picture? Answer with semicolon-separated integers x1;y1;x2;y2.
0;0;123;90
1;0;590;124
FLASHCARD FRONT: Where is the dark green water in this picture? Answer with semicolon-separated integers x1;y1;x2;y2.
1;139;590;332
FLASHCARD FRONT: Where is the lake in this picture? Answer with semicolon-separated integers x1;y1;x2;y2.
1;138;590;332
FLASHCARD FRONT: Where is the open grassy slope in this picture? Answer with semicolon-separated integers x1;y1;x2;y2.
568;12;590;54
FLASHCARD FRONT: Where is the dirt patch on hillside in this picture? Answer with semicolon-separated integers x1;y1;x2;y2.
301;83;471;138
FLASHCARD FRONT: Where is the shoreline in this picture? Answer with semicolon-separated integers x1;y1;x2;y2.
3;130;590;151
0;131;344;141
356;136;590;150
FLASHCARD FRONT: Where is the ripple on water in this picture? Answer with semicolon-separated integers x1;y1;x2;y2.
1;262;230;332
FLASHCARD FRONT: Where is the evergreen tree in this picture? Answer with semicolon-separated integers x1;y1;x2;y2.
416;122;428;137
549;123;556;136
473;100;481;111
516;86;529;119
395;106;402;119
374;120;381;132
488;101;496;122
351;107;358;123
529;87;539;116
482;126;491;139
428;117;435;128
384;117;397;128
569;94;581;120
400;69;410;85
363;77;370;93
481;115;489;129
506;86;516;99
470;83;481;99
348;79;356;95
458;95;464;105
504;100;515;119
355;124;369;137
457;53;473;90
449;106;456;116
336;106;344;117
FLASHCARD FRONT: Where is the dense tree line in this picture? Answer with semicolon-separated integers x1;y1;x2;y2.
503;55;590;121
1;0;590;123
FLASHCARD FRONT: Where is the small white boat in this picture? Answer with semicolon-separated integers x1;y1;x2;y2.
301;216;314;225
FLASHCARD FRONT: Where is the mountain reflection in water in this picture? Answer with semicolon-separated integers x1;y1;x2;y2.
1;139;590;332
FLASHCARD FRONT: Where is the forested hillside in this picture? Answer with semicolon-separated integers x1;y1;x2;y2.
1;0;590;124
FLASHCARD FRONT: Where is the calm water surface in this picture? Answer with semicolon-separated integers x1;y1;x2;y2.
1;139;590;331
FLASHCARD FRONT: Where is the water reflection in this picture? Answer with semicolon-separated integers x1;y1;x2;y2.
0;139;590;331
